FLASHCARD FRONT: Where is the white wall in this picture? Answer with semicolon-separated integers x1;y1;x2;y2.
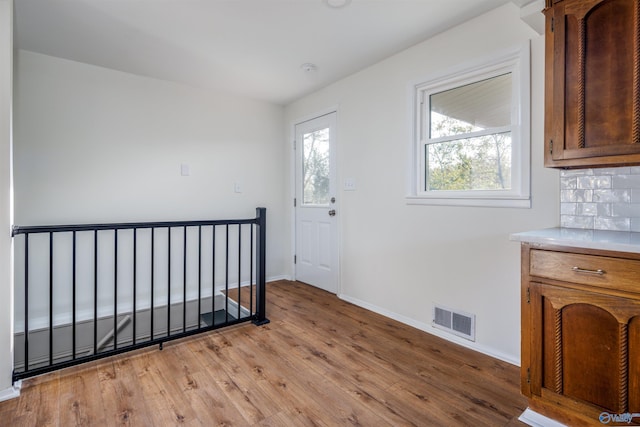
284;3;559;363
0;0;15;399
13;50;287;279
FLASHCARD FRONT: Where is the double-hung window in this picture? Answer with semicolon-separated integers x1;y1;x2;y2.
408;44;530;208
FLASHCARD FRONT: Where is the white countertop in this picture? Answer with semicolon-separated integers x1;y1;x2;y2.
510;227;640;254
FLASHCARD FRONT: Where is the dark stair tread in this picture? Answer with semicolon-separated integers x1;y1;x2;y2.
200;309;236;327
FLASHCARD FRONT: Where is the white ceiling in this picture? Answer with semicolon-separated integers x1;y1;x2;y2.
14;0;514;105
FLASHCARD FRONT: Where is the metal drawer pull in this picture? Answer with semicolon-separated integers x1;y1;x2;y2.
572;266;605;275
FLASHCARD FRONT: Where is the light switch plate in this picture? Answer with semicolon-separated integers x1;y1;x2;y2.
344;178;356;191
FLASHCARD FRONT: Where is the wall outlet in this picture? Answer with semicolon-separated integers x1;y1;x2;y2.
180;163;190;176
234;182;242;193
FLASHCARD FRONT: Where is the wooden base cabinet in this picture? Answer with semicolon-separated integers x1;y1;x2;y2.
521;243;640;425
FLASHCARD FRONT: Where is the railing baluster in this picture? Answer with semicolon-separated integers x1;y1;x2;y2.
225;224;229;323
250;224;254;317
183;225;187;333
167;227;171;338
150;228;155;341
197;226;202;330
93;230;98;355
49;232;53;366
114;230;118;350
72;231;77;360
238;224;242;319
24;233;29;373
212;225;216;323
133;228;137;346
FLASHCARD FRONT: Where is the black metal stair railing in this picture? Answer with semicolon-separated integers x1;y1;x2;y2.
11;208;268;382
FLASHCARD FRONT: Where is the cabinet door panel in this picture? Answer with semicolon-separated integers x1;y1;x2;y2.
564;0;635;154
563;303;619;411
583;0;634;149
533;281;640;413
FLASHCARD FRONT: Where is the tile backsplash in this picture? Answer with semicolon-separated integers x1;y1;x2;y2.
560;167;640;231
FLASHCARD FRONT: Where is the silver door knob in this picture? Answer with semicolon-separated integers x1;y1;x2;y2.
328;209;336;217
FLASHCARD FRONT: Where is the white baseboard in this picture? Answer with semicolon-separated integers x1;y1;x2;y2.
0;380;21;403
267;275;291;283
518;408;566;427
338;293;520;366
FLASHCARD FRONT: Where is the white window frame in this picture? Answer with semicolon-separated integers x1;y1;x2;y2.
407;43;531;208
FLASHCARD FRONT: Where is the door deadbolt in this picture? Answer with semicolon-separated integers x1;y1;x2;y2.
330;197;336;204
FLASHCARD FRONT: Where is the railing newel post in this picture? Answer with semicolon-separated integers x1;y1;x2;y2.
253;207;269;326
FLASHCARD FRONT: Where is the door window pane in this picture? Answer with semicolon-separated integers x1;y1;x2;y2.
303;127;330;205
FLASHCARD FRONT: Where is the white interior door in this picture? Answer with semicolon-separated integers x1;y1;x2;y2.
294;112;338;293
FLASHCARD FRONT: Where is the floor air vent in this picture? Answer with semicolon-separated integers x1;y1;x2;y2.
433;304;475;341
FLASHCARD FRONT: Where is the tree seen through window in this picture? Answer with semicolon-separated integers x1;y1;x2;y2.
427;112;511;191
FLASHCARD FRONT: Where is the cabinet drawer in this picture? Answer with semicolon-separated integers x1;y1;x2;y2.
530;250;640;294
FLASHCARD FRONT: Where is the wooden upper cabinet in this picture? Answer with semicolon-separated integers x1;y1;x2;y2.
544;0;640;168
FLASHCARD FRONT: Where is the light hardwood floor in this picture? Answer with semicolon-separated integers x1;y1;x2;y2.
0;280;527;426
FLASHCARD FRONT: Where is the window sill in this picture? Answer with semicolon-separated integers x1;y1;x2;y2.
405;195;531;209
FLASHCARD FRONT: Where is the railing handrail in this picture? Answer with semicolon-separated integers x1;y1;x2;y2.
12;217;258;236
